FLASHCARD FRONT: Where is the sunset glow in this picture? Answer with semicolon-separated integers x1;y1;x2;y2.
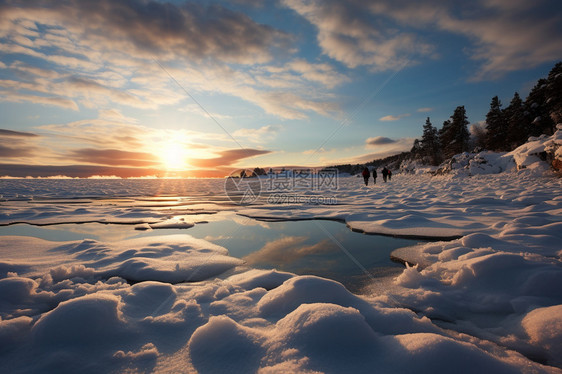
159;142;190;171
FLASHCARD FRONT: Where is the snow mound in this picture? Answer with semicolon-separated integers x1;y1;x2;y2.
392;239;562;368
189;315;265;373
3;228;557;373
507;135;550;173
189;298;544;374
51;235;243;283
436;151;517;176
521;305;562;367
226;268;294;290
427;126;562;176
32;293;127;348
258;276;363;316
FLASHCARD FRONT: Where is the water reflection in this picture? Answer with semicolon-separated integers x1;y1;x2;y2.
0;213;425;293
244;237;338;266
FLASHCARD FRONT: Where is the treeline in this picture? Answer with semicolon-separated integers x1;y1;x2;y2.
410;61;560;165
330;61;561;173
410;105;470;165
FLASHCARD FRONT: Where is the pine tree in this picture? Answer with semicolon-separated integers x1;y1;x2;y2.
545;61;562;128
451;106;470;154
485;96;508;151
525;78;555;136
420;117;441;165
504;92;528;149
440;106;470;159
438;119;454;159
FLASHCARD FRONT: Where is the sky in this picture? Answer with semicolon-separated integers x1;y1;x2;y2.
0;0;561;178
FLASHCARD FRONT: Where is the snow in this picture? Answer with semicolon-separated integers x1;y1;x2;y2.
400;127;562;177
521;305;562;367
1;130;562;373
148;217;195;229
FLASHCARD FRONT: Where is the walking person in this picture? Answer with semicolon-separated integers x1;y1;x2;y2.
382;167;388;182
388;169;392;181
372;168;377;184
361;167;370;186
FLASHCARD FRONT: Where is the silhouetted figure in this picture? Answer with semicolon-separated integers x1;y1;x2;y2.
388;169;392;181
361;167;370;186
372;169;377;184
382;167;388;182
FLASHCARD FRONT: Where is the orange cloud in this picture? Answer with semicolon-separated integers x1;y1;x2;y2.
69;148;160;167
0;128;40;159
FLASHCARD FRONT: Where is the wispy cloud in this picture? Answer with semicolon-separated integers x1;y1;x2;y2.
284;59;350;89
189;149;272;168
98;109;138;123
363;0;562;79
69;148;159;167
0;129;39;137
0;128;41;160
0;90;78;111
379;113;411;121
417;107;433;113
366;136;396;146
353;137;414;162
282;0;562;79
0;0;344;120
282;0;434;71
0;143;35;158
303;147;327;155
233;125;281;143
0;1;288;65
63;76;151;109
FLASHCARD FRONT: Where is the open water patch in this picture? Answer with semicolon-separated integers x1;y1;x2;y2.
0;212;426;293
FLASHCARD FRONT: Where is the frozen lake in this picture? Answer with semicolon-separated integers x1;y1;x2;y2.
0;210;423;294
1;168;561;373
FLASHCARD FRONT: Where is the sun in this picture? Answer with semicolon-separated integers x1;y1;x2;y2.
160;142;188;171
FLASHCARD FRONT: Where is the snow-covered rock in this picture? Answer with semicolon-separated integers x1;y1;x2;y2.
412;126;562;177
